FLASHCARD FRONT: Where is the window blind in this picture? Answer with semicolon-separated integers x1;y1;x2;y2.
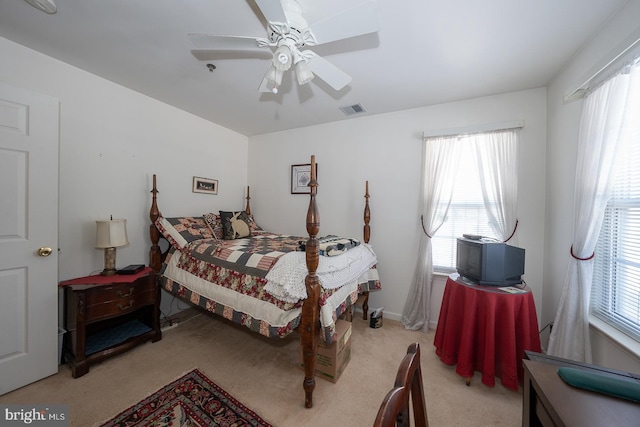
591;66;640;341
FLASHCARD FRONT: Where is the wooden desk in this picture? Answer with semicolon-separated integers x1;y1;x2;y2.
523;353;640;426
434;274;541;389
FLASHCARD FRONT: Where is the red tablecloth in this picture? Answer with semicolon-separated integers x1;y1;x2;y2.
59;267;152;286
433;274;541;390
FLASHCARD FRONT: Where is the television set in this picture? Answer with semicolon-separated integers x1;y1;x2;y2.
456;237;525;286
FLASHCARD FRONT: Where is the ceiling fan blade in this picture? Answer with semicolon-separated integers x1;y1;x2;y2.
188;33;267;50
305;51;352;91
254;0;288;24
307;1;380;45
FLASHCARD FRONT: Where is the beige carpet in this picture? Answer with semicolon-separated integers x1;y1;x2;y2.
0;310;522;426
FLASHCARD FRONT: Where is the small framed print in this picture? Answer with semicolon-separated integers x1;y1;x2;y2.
291;163;317;194
192;176;218;195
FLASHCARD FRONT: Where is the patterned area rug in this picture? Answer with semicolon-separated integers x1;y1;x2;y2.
99;369;272;426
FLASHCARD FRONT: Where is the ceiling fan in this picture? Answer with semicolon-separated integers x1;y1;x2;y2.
188;0;380;94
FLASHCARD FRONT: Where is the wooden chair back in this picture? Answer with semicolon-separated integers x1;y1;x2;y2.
373;342;428;427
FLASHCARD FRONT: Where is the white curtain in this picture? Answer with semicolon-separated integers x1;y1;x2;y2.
402;136;461;332
473;130;519;243
547;63;634;362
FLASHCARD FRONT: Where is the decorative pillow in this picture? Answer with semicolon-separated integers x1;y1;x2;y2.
155;217;185;249
155;216;214;250
247;214;263;232
203;212;224;240
219;210;252;240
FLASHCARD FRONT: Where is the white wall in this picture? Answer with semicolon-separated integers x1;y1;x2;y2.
545;1;640;371
248;88;547;326
0;36;249;317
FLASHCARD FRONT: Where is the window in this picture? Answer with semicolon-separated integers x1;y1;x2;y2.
431;129;518;272
591;69;640;341
432;141;497;271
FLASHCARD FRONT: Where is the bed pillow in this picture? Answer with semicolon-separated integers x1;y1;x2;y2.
203;212;224;240
219;210;252;240
155;216;214;249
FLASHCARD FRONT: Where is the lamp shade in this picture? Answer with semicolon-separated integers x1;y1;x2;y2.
95;219;129;248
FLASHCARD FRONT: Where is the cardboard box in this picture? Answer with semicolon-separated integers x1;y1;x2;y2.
300;319;352;383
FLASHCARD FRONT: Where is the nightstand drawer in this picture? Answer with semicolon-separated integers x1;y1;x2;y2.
84;279;155;306
85;289;156;321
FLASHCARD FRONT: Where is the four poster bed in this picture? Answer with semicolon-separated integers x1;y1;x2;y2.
148;155;380;408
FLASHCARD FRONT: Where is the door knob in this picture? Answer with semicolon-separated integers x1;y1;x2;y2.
37;247;53;257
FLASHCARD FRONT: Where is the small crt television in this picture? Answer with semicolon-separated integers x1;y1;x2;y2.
456;237;525;286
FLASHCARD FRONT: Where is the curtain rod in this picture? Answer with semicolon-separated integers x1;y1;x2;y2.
423;120;524;139
565;27;640;101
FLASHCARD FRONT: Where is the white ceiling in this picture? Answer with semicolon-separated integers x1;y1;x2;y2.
0;0;629;136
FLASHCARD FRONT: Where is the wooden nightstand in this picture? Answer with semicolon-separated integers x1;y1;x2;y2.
61;268;161;378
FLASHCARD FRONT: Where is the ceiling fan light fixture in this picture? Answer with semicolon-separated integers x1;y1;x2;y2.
265;64;284;93
295;60;314;85
273;46;292;71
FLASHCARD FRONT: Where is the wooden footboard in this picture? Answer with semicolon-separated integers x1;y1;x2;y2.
301;159;373;406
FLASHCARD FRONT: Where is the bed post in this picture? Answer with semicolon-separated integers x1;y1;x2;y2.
361;180;371;320
149;174;162;273
245;186;251;215
301;155;320;408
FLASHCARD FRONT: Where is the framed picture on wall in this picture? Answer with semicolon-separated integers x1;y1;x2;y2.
291;163;317;194
192;176;218;194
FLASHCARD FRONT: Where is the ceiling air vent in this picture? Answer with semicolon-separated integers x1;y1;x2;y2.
339;103;366;116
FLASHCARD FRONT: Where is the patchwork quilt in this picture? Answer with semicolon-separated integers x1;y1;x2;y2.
158;222;380;342
188;231;300;278
175;231;303;311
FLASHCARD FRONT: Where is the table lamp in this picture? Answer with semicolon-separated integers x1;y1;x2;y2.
95;217;129;276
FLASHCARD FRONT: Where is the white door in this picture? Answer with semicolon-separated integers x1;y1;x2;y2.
0;82;59;394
